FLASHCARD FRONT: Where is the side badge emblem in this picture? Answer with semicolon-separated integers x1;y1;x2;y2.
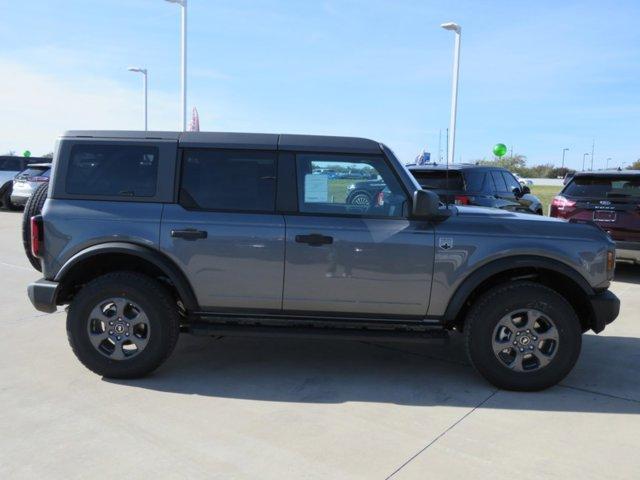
439;237;454;250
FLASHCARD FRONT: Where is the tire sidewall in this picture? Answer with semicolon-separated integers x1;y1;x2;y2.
467;284;582;391
67;276;175;377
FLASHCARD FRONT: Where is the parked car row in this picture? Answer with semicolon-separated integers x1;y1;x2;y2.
0;156;51;210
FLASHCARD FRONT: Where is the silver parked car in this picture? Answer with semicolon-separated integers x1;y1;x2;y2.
10;163;51;207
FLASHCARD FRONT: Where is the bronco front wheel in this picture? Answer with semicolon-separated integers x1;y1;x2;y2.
465;281;582;391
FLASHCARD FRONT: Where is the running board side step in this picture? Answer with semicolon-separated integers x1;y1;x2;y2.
185;323;449;343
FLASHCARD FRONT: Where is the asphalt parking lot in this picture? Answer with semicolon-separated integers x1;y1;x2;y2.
0;209;639;479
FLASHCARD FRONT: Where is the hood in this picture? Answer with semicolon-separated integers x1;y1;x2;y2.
450;205;612;244
455;205;564;223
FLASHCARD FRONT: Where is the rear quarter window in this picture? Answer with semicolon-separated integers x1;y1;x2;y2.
66;145;159;197
462;171;487;192
410;170;464;190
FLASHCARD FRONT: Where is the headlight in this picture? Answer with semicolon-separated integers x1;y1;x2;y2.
347;184;355;190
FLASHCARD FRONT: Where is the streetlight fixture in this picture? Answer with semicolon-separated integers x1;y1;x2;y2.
441;22;461;167
562;148;569;168
582;153;590;171
165;0;187;131
127;67;148;131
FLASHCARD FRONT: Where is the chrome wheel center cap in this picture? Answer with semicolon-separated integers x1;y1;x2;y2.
114;323;126;334
519;336;531;346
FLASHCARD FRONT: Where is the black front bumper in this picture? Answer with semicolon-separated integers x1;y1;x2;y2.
27;279;59;313
589;289;620;333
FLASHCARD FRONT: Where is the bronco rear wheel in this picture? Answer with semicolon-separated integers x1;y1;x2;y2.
465;281;581;391
67;272;180;378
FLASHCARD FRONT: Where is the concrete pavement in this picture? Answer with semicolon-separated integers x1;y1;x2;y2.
0;210;638;479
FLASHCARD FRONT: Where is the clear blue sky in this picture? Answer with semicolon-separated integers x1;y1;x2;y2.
1;0;638;169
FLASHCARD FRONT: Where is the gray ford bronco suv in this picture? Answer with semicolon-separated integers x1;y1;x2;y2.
26;131;619;391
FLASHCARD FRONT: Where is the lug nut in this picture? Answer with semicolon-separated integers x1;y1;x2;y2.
126;323;130;327
526;330;531;333
109;330;114;335
125;333;129;337
109;321;113;326
117;336;121;341
529;346;534;350
516;332;521;336
513;341;517;345
520;348;524;352
533;336;538;341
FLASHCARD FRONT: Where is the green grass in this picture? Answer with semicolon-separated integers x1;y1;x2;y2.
530;185;561;215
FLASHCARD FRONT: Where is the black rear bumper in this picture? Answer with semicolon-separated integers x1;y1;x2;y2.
27;279;59;313
589;290;620;333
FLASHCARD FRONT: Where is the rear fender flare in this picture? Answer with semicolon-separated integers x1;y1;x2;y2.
55;242;199;310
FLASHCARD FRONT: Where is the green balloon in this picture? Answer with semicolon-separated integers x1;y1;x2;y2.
23;150;31;158
493;143;507;157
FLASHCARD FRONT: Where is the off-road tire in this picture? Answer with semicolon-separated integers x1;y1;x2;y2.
465;281;582;391
67;272;181;379
1;184;19;211
22;182;48;271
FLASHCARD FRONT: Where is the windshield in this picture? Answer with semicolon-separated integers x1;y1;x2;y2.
410;170;464;190
564;176;640;198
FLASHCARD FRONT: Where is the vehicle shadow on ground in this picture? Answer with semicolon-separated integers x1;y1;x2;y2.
107;332;640;414
615;263;640;285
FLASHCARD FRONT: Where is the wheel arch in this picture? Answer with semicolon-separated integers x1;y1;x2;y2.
54;242;199;311
443;255;597;332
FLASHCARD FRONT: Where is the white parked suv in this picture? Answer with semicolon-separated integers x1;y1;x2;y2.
0;156;51;209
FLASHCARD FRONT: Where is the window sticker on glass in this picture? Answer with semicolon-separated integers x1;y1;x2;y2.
304;174;329;203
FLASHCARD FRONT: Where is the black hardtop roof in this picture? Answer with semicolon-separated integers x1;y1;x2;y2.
573;170;640;177
61;130;382;155
407;163;496;172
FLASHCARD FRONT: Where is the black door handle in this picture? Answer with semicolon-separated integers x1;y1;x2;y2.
171;228;208;240
295;233;333;246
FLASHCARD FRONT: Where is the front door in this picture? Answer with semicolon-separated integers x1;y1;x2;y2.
282;153;435;317
161;148;285;311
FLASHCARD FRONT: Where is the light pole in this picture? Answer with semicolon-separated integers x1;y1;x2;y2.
165;0;187;131
441;22;461;167
562;148;569;168
128;67;148;131
582;153;590;171
606;157;612;169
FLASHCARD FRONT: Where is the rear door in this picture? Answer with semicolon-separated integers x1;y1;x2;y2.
490;170;520;211
160;148;285;311
282;153;434;317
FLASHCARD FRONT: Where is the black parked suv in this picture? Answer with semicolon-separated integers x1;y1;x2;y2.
407;164;544;214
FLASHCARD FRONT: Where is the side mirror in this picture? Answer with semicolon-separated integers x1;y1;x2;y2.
521;185;531;195
412;189;440;218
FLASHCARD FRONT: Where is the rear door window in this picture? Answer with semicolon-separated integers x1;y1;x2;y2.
463;171;487;192
491;171;509;193
410;170;464;190
180;149;277;212
66;145;159;197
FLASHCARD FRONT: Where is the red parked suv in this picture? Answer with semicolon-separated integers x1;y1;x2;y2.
550;170;640;264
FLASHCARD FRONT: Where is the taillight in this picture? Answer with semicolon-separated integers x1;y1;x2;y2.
454;195;470;205
551;195;576;211
30;216;43;258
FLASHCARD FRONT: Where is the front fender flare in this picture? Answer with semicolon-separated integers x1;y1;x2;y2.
442;255;594;324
